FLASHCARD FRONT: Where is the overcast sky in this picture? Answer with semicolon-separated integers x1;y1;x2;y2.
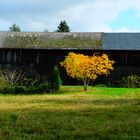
1;0;140;32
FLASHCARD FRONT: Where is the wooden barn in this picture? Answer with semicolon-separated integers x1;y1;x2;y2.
0;31;140;85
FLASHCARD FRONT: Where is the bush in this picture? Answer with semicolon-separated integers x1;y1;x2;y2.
22;82;50;94
0;69;26;86
38;82;50;93
50;66;61;92
24;86;40;94
14;86;25;94
120;75;140;88
1;86;15;94
22;76;38;87
1;83;50;94
0;77;9;92
0;81;51;95
0;67;61;94
0;86;25;94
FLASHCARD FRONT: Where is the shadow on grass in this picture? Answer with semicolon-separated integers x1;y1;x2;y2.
0;98;140;140
28;98;140;106
0;89;140;140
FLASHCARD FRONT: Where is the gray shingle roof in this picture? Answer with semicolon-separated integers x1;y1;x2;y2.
0;32;140;50
103;33;140;50
0;32;102;49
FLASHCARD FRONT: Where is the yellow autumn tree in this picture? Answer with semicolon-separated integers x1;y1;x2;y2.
61;52;114;91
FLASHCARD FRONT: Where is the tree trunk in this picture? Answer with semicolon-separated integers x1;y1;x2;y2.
84;84;87;91
83;79;90;91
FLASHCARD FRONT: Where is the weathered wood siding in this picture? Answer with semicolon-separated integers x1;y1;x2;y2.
0;49;140;85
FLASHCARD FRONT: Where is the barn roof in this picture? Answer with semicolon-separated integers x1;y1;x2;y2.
0;32;140;50
0;32;102;49
103;33;140;50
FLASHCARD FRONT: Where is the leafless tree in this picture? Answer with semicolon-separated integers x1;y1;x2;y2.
0;69;26;86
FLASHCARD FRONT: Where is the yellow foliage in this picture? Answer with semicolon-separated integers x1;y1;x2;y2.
60;52;114;90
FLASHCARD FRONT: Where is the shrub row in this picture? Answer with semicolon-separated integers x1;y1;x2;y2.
0;82;50;94
0;65;61;94
108;75;140;88
120;75;140;88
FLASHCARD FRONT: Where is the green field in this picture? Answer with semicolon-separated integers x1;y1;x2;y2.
0;86;140;140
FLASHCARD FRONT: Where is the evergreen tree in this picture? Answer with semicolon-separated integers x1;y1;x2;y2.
50;65;62;92
43;28;49;32
56;20;70;32
9;24;21;32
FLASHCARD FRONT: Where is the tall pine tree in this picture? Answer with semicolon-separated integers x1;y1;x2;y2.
56;20;70;32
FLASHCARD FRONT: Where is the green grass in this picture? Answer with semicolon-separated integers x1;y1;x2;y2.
0;86;140;140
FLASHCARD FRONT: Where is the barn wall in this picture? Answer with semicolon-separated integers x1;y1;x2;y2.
0;49;140;85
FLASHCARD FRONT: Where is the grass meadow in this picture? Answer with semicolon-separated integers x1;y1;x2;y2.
0;86;140;140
